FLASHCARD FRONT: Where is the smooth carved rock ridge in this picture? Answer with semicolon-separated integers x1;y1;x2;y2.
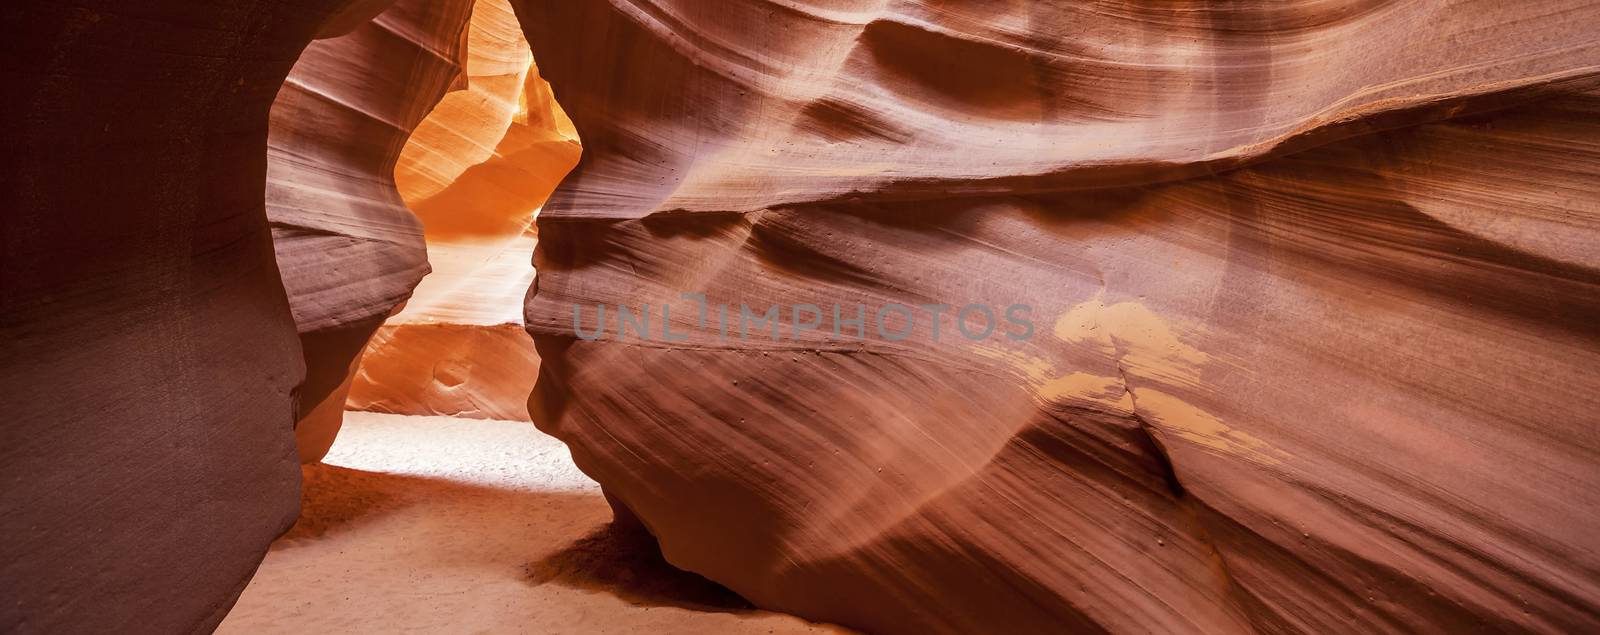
348;0;581;422
519;2;1600;634
266;0;476;461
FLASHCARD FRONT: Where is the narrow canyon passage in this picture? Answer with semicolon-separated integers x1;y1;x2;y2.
236;0;839;630
5;1;1599;633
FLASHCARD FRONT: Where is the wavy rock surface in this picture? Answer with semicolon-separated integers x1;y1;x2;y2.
0;1;359;632
349;0;579;422
519;1;1600;633
266;0;475;461
392;0;531;208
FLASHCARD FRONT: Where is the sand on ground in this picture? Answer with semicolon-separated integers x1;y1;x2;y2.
219;412;846;634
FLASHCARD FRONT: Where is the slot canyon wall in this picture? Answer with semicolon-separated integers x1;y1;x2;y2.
266;0;475;462
346;0;581;423
3;0;567;628
518;1;1600;634
2;1;364;632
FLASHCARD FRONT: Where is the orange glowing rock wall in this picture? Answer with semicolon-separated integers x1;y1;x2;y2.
346;0;580;422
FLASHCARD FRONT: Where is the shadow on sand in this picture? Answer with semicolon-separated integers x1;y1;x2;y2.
526;521;756;612
284;463;753;613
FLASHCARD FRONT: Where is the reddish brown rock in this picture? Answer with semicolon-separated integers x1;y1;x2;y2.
519;1;1600;633
266;0;475;461
5;0;1599;632
0;1;351;631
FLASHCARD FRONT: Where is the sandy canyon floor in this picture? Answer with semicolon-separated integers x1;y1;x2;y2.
219;412;845;634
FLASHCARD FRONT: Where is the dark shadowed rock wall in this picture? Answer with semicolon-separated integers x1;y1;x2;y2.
2;2;346;631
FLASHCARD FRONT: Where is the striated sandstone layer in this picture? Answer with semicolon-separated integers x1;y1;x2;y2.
519;2;1600;634
348;0;579;422
266;0;475;461
0;1;361;632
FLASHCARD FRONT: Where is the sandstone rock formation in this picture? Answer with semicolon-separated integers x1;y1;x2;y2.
1;2;352;632
348;0;580;422
267;0;476;462
6;0;1600;632
391;0;542;217
518;2;1600;633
